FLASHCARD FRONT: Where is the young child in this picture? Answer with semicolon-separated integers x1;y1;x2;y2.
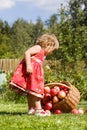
10;34;59;116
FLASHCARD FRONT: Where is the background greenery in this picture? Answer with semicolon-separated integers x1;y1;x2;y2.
0;0;87;102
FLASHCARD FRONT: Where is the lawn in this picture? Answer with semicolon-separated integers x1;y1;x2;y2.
0;102;87;130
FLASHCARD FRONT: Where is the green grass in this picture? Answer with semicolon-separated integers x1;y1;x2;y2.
0;102;87;130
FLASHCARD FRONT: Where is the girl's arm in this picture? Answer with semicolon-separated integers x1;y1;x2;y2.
24;45;41;73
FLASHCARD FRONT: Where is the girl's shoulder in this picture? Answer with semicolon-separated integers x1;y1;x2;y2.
25;45;42;56
31;45;44;55
34;48;45;61
33;45;41;49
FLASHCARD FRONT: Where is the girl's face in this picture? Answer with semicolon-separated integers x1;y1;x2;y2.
44;46;54;56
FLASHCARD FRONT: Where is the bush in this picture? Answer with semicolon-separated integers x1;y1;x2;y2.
0;60;87;102
0;73;27;103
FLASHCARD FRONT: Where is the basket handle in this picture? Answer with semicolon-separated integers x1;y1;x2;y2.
45;82;70;89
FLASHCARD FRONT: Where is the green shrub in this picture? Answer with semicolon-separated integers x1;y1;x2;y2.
0;73;27;103
0;60;87;102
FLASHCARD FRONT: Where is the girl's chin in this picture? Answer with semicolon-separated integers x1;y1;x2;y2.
45;53;50;56
45;52;51;56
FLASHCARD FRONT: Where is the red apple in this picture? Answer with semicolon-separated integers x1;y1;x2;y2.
45;102;52;110
85;109;87;113
42;93;51;104
44;93;51;102
50;88;58;96
44;87;50;94
54;86;60;93
64;90;69;94
54;109;62;114
52;96;59;103
71;109;79;114
63;87;68;91
78;108;84;114
58;90;66;99
63;87;69;94
59;85;65;90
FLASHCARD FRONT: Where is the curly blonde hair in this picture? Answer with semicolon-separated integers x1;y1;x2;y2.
36;34;59;50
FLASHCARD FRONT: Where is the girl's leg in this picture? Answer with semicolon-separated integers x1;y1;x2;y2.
27;94;50;116
34;96;42;110
27;94;35;109
28;94;42;109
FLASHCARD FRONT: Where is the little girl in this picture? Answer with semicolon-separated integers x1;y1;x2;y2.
10;34;59;116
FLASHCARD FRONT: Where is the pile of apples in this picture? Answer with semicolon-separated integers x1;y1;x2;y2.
42;84;69;114
71;108;84;114
71;107;87;114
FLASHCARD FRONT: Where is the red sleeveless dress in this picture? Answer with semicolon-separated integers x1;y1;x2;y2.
10;50;45;98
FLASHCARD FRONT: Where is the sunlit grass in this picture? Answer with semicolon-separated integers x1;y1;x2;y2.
0;102;87;130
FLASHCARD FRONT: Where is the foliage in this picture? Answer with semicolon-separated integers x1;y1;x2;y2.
69;0;87;26
0;73;27;103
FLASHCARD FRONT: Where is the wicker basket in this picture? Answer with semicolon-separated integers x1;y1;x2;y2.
43;81;80;113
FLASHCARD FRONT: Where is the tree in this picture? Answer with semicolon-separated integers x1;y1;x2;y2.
69;0;87;60
1;21;11;35
0;34;12;58
0;19;3;33
45;14;58;34
32;17;45;43
11;18;34;58
0;20;12;58
69;0;87;26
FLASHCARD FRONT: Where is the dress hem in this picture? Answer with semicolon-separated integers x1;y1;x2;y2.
10;82;44;98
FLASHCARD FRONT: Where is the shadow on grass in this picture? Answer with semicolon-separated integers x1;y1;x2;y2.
0;111;27;115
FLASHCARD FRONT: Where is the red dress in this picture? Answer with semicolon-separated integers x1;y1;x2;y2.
10;50;45;98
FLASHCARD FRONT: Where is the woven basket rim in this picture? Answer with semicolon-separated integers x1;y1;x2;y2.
45;82;71;89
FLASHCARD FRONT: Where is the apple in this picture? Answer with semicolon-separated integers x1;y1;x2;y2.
59;85;65;90
85;109;87;113
58;90;66;99
54;86;60;93
44;86;50;94
52;96;59;103
71;109;79;114
45;102;52;110
78;108;84;114
54;109;62;114
63;87;69;91
50;88;58;96
63;87;69;94
42;93;51;104
64;90;69;94
44;93;51;102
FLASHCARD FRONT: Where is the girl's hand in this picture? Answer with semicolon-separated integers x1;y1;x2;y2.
25;45;41;74
26;64;33;74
